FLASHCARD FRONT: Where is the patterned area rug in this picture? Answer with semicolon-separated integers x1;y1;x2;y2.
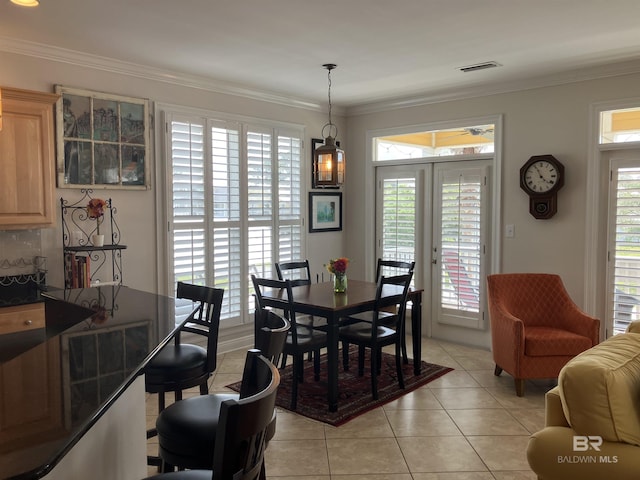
227;347;453;426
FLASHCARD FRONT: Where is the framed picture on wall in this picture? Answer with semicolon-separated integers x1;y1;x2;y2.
55;85;150;189
309;192;342;232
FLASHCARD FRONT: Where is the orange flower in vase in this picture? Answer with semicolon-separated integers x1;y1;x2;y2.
326;257;349;293
87;198;107;246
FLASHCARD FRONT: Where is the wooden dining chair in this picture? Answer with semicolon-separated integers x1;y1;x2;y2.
275;260;312;287
153;314;288;473
338;272;413;400
143;349;280;480
275;259;327;362
252;274;327;410
375;259;415;363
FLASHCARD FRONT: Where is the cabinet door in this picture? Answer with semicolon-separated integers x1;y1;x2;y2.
0;338;64;453
0;87;58;229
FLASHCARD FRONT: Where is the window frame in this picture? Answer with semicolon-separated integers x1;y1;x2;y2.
160;105;305;327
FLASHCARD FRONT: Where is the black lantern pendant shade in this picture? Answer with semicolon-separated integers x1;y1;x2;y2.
313;64;345;187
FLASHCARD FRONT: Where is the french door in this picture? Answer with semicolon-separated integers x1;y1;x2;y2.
605;150;640;336
376;160;491;341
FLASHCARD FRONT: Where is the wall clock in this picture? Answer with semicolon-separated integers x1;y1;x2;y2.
519;154;564;219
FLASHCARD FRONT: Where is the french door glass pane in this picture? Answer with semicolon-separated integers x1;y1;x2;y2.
439;170;482;313
381;177;416;266
610;165;640;334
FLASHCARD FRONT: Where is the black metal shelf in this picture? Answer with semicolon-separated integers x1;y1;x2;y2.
61;190;125;288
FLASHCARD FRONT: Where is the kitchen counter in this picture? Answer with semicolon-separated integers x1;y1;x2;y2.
0;285;178;480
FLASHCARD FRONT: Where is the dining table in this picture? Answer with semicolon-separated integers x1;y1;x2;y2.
263;279;423;412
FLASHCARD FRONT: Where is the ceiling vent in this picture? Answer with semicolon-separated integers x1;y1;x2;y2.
459;61;501;73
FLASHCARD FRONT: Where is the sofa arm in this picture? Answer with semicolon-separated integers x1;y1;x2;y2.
545;387;569;427
527;426;640;480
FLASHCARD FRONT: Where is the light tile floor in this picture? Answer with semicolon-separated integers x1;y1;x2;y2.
146;337;554;479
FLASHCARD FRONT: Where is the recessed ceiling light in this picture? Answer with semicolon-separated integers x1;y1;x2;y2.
11;0;39;6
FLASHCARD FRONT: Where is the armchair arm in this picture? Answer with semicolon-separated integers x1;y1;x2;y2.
489;301;526;373
558;301;600;345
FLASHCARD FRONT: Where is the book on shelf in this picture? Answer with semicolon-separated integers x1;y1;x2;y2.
64;252;91;288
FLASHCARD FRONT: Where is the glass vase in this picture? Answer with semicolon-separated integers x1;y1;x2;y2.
333;272;347;293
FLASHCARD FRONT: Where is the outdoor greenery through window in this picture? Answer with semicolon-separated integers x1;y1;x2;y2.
168;114;303;325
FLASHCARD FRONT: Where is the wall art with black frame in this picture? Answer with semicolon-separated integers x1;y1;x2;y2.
309;191;342;232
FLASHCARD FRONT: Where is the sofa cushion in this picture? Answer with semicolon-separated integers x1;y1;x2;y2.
524;326;592;356
558;333;640;445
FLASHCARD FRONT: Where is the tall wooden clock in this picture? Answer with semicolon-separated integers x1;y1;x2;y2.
519;154;564;219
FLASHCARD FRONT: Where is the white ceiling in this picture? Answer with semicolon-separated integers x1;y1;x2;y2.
3;0;640;110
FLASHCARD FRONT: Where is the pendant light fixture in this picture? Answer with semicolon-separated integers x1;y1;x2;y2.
313;64;345;187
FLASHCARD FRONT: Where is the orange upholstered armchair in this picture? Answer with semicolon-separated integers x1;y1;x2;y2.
486;273;600;396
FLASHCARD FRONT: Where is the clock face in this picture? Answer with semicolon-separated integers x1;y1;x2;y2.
524;160;559;194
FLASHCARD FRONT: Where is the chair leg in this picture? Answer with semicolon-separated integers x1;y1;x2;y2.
291;357;299;410
494;365;503;376
160;459;175;473
280;353;288;369
376;347;383;375
401;335;409;365
313;349;320;381
342;341;350;370
396;341;405;389
370;347;378;400
199;380;209;396
515;378;525;397
295;354;304;383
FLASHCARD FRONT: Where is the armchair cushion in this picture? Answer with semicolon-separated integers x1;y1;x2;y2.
558;333;640;445
525;326;593;357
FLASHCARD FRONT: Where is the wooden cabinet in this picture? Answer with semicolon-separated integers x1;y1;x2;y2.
0;303;46;335
0;337;64;457
0;87;58;229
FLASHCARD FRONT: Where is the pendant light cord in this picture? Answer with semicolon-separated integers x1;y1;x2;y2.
327;67;333;128
322;63;338;138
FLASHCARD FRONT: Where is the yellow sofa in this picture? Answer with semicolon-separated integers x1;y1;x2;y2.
526;323;640;479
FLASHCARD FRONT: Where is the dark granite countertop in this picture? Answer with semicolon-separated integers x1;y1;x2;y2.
0;285;177;480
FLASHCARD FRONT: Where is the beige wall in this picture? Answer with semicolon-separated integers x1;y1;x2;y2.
0;51;347;297
345;73;640;345
3;48;640;345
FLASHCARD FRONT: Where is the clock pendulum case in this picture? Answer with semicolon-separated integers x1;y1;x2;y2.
519;154;564;219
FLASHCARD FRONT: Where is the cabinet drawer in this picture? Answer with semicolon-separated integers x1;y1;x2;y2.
0;303;45;334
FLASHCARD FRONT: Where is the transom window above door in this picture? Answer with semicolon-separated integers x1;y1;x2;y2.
600;107;640;144
375;124;495;161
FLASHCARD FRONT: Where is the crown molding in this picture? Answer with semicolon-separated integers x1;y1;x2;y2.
0;36;330;113
3;36;640;118
347;59;640;116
